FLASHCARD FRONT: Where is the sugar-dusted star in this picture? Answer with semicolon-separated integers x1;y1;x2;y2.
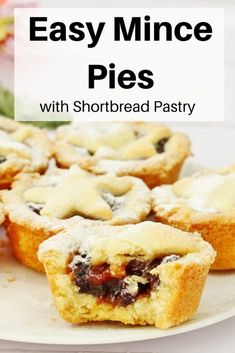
23;167;132;220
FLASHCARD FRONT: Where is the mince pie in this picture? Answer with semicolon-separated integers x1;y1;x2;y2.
152;165;235;270
38;221;215;328
3;165;151;272
0;194;4;225
55;122;191;188
0;116;52;188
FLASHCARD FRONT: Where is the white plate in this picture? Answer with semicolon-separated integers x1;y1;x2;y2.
0;226;234;345
0;124;235;345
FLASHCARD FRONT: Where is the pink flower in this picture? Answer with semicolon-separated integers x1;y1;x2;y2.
0;0;37;58
0;0;36;16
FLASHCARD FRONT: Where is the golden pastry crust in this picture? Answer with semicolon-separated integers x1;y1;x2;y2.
55;122;191;188
5;221;58;272
0;190;4;224
3;166;151;272
0;116;52;189
38;222;215;328
152;165;235;270
0;201;4;225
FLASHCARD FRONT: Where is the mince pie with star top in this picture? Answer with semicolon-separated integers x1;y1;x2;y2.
0;116;52;189
55;122;191;188
38;221;215;329
3;165;151;272
152;165;235;270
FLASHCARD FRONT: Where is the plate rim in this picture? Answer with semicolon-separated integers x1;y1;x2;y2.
0;309;234;345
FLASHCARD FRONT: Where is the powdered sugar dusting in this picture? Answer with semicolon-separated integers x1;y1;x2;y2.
153;172;235;213
96;159;136;174
38;221;216;269
0;130;32;157
69;254;90;270
161;254;181;264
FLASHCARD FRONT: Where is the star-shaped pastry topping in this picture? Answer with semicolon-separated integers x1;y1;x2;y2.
69;123;171;160
23;167;132;220
68;123;136;153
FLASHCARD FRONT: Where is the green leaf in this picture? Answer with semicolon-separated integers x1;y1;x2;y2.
0;85;14;118
0;85;68;128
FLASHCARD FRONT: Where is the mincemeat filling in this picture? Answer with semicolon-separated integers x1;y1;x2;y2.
69;254;180;307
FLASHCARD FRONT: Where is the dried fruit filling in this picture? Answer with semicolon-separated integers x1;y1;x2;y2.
69;254;180;307
155;137;169;153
